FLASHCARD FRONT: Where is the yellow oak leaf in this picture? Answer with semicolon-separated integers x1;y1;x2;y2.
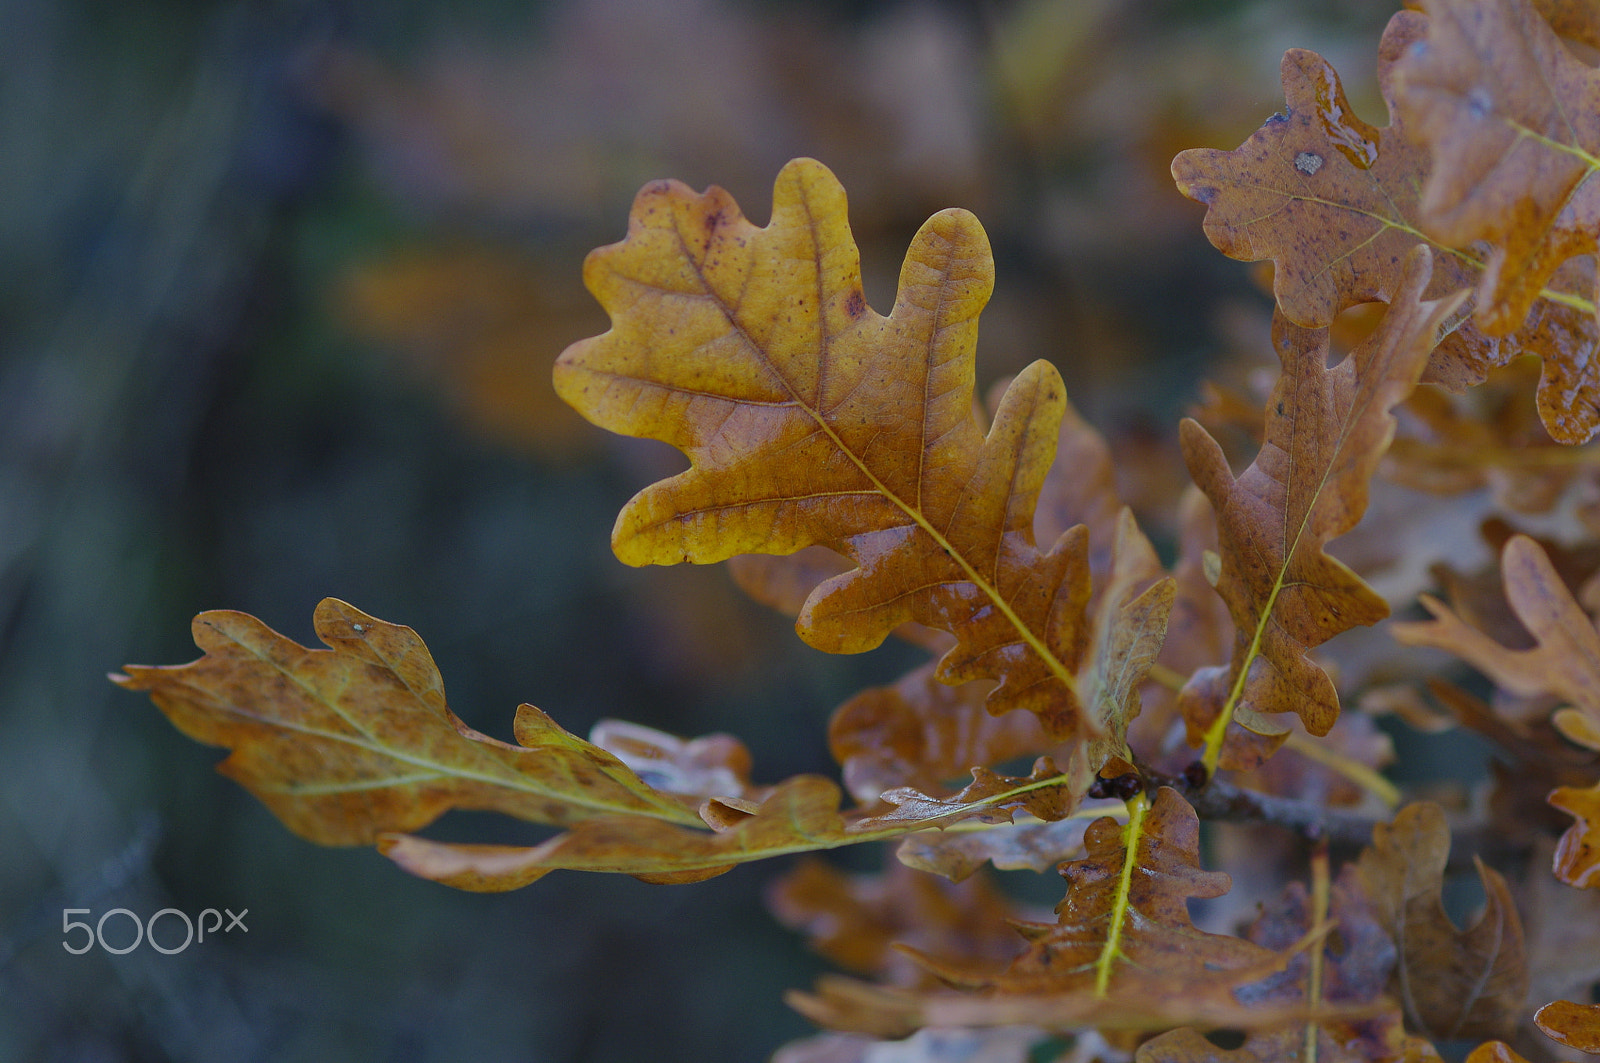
554;158;1099;739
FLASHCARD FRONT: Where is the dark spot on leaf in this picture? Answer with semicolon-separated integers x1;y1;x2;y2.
845;291;866;319
1205;1029;1248;1050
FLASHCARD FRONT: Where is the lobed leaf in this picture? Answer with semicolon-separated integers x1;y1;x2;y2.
791;788;1312;1037
1173;12;1600;442
1393;533;1600;890
554;158;1098;739
113;599;702;846
1548;782;1600;889
1138;861;1408;1063
1179;248;1466;769
767;857;1026;988
1356;802;1529;1041
1393;534;1600;724
1393;0;1600;339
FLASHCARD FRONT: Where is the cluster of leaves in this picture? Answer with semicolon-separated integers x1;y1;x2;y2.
118;0;1600;1058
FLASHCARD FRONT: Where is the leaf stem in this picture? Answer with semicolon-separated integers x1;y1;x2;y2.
1093;789;1150;998
1283;731;1400;809
1305;840;1330;1063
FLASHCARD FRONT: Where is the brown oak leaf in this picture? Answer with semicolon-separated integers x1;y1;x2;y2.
1393;0;1600;341
381;761;1101;891
1138;862;1409;1063
1357;802;1529;1041
1393;533;1600;714
1178;247;1466;768
112;599;702;846
893;815;1091;883
1173;12;1600;442
554;158;1099;739
789;788;1312;1037
828;664;1046;807
766;856;1027;989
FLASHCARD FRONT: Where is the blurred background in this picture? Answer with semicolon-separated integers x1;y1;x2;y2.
0;0;1396;1058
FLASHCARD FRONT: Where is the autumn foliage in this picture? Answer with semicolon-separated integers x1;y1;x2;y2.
117;0;1600;1058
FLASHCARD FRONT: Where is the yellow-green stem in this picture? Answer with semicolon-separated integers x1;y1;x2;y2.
1093;790;1150;998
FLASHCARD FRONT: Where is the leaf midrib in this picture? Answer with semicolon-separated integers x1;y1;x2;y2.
668;183;1080;702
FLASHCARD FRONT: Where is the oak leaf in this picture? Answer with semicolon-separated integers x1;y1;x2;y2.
1392;534;1600;733
112;598;702;846
1392;532;1600;886
553;158;1098;739
828;665;1042;808
382;759;1099;890
767;857;1027;989
1137;863;1408;1063
1178;248;1466;768
789;788;1309;1037
1392;0;1600;338
1356;802;1529;1040
893;815;1090;883
1172;14;1600;442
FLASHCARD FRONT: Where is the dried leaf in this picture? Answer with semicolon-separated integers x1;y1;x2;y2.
1082;509;1175;769
1462;1044;1532;1063
554;158;1098;739
1138;855;1407;1063
791;788;1308;1037
1172;13;1600;441
383;762;1094;891
767;857;1026;988
1392;534;1600;740
588;718;764;803
112;599;702;846
1548;781;1600;889
893;815;1091;883
1392;0;1600;339
860;757;1084;832
829;664;1048;808
1357;802;1529;1040
1178;248;1466;768
1535;999;1600;1053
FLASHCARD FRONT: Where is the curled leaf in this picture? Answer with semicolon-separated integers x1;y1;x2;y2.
1357;802;1529;1040
1549;782;1600;889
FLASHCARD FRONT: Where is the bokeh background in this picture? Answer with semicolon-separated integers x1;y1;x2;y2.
0;0;1397;1058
